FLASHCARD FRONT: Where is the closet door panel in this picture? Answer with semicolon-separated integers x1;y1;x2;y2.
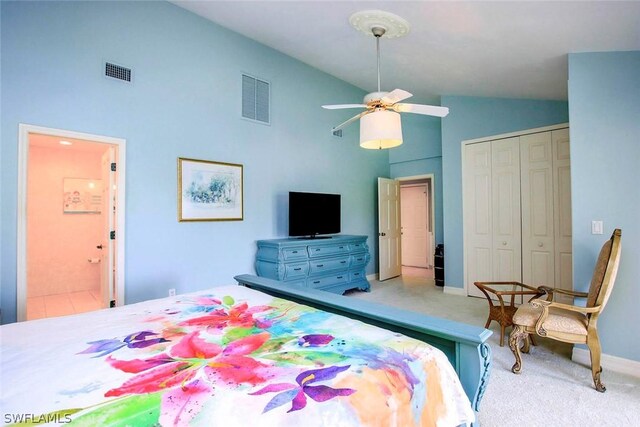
464;142;492;298
553;129;573;303
521;132;555;288
491;137;521;282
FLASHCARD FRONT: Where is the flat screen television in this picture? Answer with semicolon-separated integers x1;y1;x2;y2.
288;192;340;238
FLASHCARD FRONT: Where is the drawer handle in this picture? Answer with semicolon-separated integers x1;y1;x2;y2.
340;261;346;264
317;264;324;267
292;250;298;254
354;272;360;276
337;276;343;279
313;280;320;284
294;268;302;271
357;258;363;261
339;246;344;249
315;249;320;251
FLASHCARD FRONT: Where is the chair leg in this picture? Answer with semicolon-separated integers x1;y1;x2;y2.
587;335;606;392
509;325;528;374
522;333;531;354
529;334;537;347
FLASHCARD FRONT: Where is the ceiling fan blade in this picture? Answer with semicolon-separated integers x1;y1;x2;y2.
393;103;450;118
381;89;413;105
322;104;367;110
331;110;372;132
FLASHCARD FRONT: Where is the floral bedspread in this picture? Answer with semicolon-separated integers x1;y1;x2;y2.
0;286;474;426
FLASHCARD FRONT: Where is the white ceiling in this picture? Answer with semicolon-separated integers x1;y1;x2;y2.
172;1;640;102
30;133;110;153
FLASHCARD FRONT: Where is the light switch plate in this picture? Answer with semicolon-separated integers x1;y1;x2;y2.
592;220;603;235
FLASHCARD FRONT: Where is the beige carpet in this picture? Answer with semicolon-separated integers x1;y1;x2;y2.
347;270;640;426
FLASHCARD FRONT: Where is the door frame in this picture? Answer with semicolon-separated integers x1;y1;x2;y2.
17;124;127;321
397;174;436;268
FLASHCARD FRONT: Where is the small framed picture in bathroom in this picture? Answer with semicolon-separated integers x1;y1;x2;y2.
177;157;243;222
63;178;103;213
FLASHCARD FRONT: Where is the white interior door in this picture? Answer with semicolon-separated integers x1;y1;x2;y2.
100;147;115;308
464;142;493;297
521;132;555;289
400;185;429;268
553;129;573;304
378;177;401;281
491;137;522;283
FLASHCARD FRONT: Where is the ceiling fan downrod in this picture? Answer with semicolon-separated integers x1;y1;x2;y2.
372;27;386;94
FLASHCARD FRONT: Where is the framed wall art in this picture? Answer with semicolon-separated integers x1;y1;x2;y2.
178;158;243;222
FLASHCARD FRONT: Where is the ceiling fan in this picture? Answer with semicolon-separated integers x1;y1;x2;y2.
322;11;449;149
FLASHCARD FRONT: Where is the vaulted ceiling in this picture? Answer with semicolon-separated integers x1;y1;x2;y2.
173;1;640;102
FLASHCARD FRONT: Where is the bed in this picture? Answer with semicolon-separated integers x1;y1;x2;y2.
1;275;491;426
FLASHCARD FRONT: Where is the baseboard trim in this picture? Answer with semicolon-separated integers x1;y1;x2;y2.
572;347;640;378
366;273;377;282
443;286;466;296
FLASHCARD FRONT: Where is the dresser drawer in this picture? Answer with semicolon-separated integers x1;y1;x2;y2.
307;273;348;289
284;262;309;279
350;254;368;267
282;247;308;260
307;243;350;258
309;257;350;274
350;242;366;252
349;270;366;281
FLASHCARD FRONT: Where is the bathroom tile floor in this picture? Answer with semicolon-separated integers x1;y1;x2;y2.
401;265;434;278
27;290;102;320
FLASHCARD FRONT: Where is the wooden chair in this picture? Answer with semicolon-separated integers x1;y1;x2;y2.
508;229;622;392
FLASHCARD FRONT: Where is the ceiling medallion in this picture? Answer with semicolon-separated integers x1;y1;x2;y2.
349;10;411;39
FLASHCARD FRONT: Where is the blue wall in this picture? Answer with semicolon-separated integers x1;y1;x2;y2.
389;113;444;243
568;51;640;362
441;96;569;288
0;1;389;323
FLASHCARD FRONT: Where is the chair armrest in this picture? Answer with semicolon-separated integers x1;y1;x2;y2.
529;299;601;336
538;286;589;299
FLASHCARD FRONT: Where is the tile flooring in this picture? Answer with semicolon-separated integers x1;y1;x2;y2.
401;265;434;278
27;289;102;320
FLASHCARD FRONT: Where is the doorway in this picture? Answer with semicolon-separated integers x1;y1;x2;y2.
377;174;435;281
399;175;435;278
17;124;126;321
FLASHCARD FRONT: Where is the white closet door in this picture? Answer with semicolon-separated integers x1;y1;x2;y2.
464;142;493;297
553;129;573;303
491;137;522;283
521;132;555;288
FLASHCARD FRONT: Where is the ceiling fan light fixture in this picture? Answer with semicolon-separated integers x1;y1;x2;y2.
360;110;403;149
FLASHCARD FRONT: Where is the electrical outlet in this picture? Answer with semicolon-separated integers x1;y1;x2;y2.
168;288;176;297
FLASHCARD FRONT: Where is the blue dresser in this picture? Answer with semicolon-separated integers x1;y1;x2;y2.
255;235;371;294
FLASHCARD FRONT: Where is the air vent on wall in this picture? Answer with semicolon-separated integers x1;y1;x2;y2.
332;129;343;137
242;74;270;124
105;62;132;83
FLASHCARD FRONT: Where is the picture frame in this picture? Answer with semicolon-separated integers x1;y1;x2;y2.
178;157;243;222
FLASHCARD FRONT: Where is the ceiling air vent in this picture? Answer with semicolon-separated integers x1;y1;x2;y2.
105;62;132;83
242;74;270;125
